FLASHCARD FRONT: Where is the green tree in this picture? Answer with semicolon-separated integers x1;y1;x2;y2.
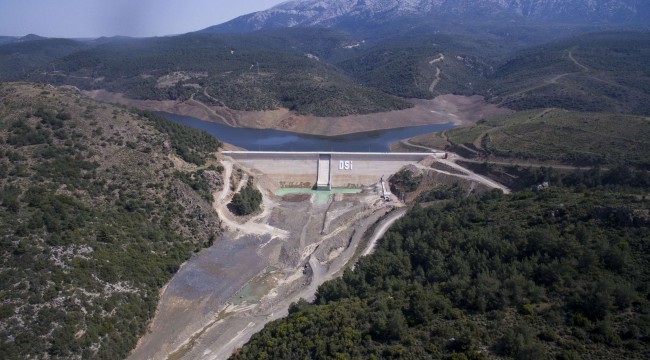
229;178;262;216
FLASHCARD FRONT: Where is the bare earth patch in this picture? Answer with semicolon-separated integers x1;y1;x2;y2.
83;90;511;136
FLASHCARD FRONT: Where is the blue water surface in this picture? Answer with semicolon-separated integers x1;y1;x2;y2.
161;113;454;152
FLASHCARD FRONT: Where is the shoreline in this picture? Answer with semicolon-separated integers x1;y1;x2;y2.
83;89;511;137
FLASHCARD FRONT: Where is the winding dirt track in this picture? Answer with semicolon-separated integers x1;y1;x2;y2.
397;140;511;194
361;207;408;257
428;53;445;93
568;49;590;72
213;159;289;239
438;158;511;194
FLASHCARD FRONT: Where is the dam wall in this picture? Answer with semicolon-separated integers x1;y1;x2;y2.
223;151;443;188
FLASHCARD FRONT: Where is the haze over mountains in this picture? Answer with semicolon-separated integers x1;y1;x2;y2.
0;0;648;119
205;0;650;33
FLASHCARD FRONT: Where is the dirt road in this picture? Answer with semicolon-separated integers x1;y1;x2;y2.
438;158;511;194
361;207;408;257
213;159;289;239
428;53;445;92
394;140;511;194
568;49;590;72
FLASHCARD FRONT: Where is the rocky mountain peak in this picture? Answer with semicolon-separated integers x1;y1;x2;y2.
203;0;649;33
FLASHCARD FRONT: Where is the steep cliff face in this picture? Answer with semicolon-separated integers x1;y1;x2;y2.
204;0;649;33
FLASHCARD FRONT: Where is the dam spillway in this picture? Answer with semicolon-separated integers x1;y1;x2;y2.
222;151;446;188
316;154;332;190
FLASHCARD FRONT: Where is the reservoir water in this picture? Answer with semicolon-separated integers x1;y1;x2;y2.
161;113;454;152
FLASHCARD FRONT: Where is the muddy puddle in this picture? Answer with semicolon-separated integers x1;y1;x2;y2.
231;267;281;305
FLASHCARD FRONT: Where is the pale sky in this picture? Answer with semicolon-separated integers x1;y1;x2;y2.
0;0;287;38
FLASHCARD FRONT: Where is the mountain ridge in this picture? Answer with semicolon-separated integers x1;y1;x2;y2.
204;0;650;34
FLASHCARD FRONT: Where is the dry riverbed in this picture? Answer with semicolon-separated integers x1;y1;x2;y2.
126;151;507;360
127;157;405;360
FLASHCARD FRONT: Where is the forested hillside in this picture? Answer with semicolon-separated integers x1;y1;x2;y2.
337;34;500;99
487;32;650;115
1;29;648;118
414;108;650;169
0;38;88;81
16;32;412;117
233;186;650;359
0;83;222;359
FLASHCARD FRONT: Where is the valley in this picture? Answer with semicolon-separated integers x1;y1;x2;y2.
1;0;649;359
128;150;503;360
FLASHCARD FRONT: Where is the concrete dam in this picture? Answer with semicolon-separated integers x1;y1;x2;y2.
222;151;446;189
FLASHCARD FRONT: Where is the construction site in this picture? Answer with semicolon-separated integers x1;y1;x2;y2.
128;150;508;360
